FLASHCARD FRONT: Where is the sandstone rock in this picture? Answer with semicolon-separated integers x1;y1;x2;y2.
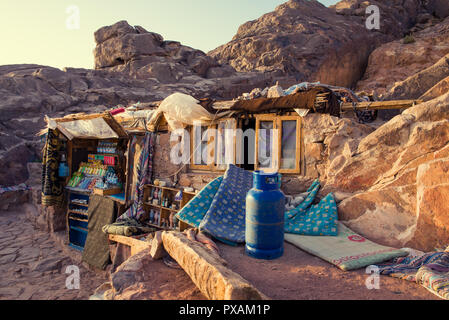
161;231;266;300
16;247;40;264
94;20;137;44
0;190;31;211
326;93;449;251
0;253;17;265
0;247;19;256
209;0;431;88
384;53;449;100
305;143;324;162
425;0;449;19
150;231;167;260
420;75;449;101
357;17;449;97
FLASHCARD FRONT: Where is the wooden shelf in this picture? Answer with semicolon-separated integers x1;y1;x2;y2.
142;184;197;232
70;202;89;207
68;209;88;216
161;206;178;213
68;216;88;223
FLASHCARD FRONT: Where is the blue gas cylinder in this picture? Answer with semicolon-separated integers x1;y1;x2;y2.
245;171;285;260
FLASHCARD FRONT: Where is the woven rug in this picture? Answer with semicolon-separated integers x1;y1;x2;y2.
377;251;449;300
82;195;117;270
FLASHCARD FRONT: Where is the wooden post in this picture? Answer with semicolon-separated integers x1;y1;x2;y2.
341;100;423;111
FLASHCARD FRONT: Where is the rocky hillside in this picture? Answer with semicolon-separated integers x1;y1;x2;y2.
209;0;444;88
356;15;449;98
0;21;275;186
325;92;449;251
1;0;449;187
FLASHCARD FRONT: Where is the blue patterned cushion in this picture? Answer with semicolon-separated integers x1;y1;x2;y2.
199;164;253;243
285;191;338;236
175;176;223;227
285;179;320;220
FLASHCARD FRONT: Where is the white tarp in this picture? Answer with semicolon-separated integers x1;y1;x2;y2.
58;117;119;139
150;93;216;130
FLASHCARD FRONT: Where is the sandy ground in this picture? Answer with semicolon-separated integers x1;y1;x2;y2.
0;207;439;300
218;242;439;300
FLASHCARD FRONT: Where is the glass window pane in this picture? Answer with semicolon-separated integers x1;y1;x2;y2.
258;121;274;169
193;125;208;165
280;120;297;169
216;122;225;168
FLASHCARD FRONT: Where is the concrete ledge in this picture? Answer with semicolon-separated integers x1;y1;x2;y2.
162;231;269;300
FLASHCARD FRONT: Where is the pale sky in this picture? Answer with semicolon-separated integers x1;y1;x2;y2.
0;0;338;69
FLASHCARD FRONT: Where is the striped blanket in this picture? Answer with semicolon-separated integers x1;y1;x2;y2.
377;251;449;300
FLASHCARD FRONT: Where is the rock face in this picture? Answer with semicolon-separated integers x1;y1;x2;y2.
0;22;274;187
94;21;228;81
420;75;449;101
325;93;449;251
356;16;449;97
209;0;433;88
385;53;449;100
96;249;205;300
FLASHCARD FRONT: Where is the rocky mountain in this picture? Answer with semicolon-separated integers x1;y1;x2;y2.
0;21;275;186
1;0;449;188
209;0;442;88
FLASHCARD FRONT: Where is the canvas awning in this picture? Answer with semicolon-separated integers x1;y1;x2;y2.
44;112;128;140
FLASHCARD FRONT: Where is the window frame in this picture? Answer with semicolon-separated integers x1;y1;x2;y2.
189;118;237;172
189;123;215;171
188;114;302;174
255;114;301;174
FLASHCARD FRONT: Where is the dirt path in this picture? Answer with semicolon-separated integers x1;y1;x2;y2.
0;209;107;300
0;207;441;300
219;242;440;300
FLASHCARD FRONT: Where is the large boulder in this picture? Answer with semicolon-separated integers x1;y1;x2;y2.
325;92;449;251
93;21;226;81
420;75;449;101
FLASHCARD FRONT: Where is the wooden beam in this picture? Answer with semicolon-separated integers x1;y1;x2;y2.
341;100;423;111
108;234;151;256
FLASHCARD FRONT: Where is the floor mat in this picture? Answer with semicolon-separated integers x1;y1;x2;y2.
285;222;408;271
199;164;253;243
176;176;223;228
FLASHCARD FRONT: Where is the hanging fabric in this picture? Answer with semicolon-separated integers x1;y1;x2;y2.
117;131;156;221
41;129;64;207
